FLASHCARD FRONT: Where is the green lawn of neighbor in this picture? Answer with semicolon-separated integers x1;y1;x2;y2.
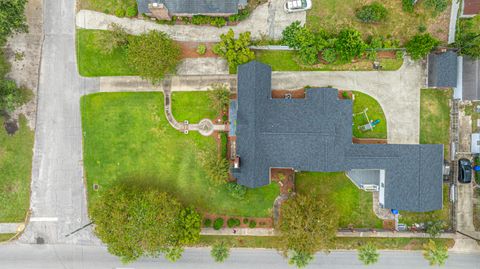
352;91;387;139
255;50;403;72
399;185;451;227
171;92;218;123
81;92;279;217
76;29;138;77
307;0;450;44
420;89;452;157
295;172;383;229
78;0;137;15
0;116;34;222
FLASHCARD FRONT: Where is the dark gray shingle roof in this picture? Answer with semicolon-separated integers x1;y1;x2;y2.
136;0;239;15
428;51;458;88
233;61;444;212
462;56;480;101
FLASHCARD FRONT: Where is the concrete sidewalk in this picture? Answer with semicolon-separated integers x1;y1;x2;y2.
0;223;23;234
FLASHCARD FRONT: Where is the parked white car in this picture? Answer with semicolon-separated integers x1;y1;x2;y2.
284;0;312;13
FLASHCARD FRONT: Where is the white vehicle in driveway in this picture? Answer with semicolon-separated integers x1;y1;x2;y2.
284;0;312;13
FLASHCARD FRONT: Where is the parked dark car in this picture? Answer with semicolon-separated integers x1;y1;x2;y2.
458;158;472;183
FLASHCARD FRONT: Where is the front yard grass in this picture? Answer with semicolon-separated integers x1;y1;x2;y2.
171;92;218;123
420;89;452;157
352;91;387;139
81;92;279;218
76;29;138;77
254;50;403;72
295;172;383;229
78;0;137;15
0;116;34;223
194;235;454;250
306;0;450;44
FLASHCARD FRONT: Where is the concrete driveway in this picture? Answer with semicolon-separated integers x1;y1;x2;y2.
271;58;427;144
76;0;305;41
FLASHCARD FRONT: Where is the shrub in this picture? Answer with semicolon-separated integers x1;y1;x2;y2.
192;15;211;25
211;241;230;263
418;24;427;33
94;23;130;54
115;8;126;17
211;17;226;28
248;220;257;228
229;9;250;22
0;80;32;113
402;0;415;13
424;0;448;14
213;218;224;230
204;218;212;227
227;218;241;228
126;30;180;84
405;33;439;60
334;28;367;63
426;220;445;238
342;91;350;99
126;6;138;17
355;2;388;23
396;50;404;60
197;44;207;55
243;218;249;224
358;243;379;265
213;29;255;71
321;48;336;63
225;182;247;200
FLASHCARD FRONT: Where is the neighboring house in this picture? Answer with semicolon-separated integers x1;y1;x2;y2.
427;50;458;88
461;0;480;17
230;61;444;212
462;56;480;100
136;0;247;20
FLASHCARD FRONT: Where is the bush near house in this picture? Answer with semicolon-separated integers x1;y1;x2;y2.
214;218;224;230
213;29;255;72
405;33;439;60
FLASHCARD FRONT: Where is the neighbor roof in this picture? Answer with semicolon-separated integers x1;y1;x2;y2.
463;56;480;101
137;0;239;15
233;61;443;212
463;0;480;15
428;51;458;88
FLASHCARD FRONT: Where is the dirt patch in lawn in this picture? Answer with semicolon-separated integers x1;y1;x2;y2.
179;42;219;58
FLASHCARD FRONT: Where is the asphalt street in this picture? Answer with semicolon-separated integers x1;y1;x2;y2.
0;244;479;269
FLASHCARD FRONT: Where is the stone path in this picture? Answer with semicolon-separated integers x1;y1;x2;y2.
76;0;305;42
373;192;394;220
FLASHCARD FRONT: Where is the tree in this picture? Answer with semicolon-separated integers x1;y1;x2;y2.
405;33;439;60
277;194;338;267
288;250;314;268
356;2;388;23
174;207;201;245
456;15;480;59
358;243;379;265
426;221;445;238
334;28;367;63
423;240;449;266
208;84;230;112
0;0;28;45
94;23;130;54
282;21;325;65
126;30;180;84
211;241;230;263
91;180;200;263
200;151;230;185
213;29;255;71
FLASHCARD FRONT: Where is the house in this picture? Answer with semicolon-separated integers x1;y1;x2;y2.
230;61;444;212
427;50;458;88
461;0;480;17
462;56;480;100
136;0;247;20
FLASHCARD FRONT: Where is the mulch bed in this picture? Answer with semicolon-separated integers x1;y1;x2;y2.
338;90;353;99
352;137;388;144
377;50;396;59
270;168;295;195
178;41;219;58
271;89;305;99
203;213;273;229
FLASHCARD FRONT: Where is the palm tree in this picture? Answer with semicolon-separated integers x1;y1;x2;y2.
423;239;449;266
211;241;230;263
358;243;379;265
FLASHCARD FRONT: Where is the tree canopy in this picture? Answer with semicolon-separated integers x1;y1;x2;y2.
126;30;181;84
211;241;230;263
213;29;255;71
358;243;380;265
422;240;449;266
91;179;201;263
405;33;439;60
0;0;28;45
334;28;367;63
456;15;480;59
277;194;338;267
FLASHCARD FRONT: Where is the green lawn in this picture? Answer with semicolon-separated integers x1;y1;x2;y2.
81;92;279;217
399;185;451;227
0;116;34;222
0;233;15;242
306;0;450;44
352;91;387;139
420;89;452;157
255;50;403;72
295;172;383;229
195;235;454;250
78;0;137;15
76;29;138;77
171;92;218;123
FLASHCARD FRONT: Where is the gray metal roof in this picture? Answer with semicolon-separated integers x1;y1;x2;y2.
428;51;458;88
233;61;444;212
136;0;239;15
462;56;480;100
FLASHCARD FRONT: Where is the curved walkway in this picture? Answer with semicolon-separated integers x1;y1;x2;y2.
76;0;306;42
